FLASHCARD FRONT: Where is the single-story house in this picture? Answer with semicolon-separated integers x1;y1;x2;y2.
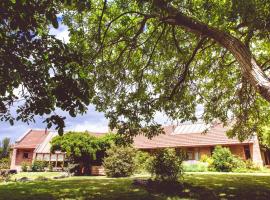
10;122;270;173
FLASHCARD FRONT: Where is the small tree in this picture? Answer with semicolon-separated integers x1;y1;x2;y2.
103;145;136;177
0;138;10;159
21;162;29;172
51;132;117;175
212;146;235;172
147;148;183;182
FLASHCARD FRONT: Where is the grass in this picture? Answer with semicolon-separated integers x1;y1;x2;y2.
11;172;64;180
0;172;269;199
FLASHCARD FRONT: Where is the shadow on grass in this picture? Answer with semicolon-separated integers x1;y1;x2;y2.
0;178;158;200
133;179;218;200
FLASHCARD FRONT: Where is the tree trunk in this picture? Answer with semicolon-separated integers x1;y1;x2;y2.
154;0;270;102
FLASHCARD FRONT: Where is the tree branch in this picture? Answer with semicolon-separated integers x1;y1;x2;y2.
169;36;207;99
153;0;270;103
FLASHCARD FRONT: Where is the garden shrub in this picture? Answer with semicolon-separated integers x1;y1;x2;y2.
0;158;10;170
31;160;47;172
103;145;136;177
183;161;208;172
245;159;260;170
212;146;235;172
48;163;53;172
21;162;29;172
147;148;183;182
212;146;248;172
134;151;152;173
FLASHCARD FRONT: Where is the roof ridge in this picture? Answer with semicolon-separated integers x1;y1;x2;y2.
15;129;32;143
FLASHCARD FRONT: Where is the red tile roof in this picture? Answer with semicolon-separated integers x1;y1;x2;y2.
13;130;49;149
133;123;254;149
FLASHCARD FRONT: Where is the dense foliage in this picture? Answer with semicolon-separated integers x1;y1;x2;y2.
0;0;92;134
31;161;47;172
0;138;10;159
211;146;246;172
0;138;11;170
51;131;117;175
103;145;136;177
21;162;29;172
134;151;152;173
1;0;270;142
147;148;183;182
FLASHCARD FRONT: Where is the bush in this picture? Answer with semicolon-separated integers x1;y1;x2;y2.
103;145;136;177
147;148;183;182
134;151;152;173
245;159;260;170
31;161;47;172
183;161;208;172
212;146;236;172
48;163;53;172
21;162;29;172
0;158;10;169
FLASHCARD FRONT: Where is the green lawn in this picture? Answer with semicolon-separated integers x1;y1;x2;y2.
0;172;270;200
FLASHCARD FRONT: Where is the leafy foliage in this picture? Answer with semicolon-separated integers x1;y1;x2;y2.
0;138;10;159
147;148;183;182
62;0;270;141
21;162;29;172
0;158;10;170
0;0;92;135
103;145;136;177
1;0;270;141
134;151;152;173
31;161;47;172
51;131;117;175
212;146;246;172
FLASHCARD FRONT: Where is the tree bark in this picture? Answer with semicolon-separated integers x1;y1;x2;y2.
154;0;270;102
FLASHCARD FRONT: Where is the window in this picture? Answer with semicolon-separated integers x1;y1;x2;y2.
23;152;29;159
244;145;251;160
187;150;194;160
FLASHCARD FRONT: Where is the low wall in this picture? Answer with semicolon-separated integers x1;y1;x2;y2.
91;166;105;176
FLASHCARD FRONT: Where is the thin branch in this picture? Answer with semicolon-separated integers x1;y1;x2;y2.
97;0;107;42
169;36;207;99
172;26;183;55
262;59;270;71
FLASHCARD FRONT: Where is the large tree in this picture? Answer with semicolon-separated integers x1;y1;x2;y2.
1;0;270;141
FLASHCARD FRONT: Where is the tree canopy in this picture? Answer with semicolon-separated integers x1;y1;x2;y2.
1;0;270;141
50;131;117;174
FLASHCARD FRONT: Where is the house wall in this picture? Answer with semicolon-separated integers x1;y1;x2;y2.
199;147;211;158
249;136;264;166
229;145;245;159
15;149;34;166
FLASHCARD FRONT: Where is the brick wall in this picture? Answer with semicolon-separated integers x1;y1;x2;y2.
250;135;263;166
15;149;34;166
199;147;211;158
229;145;245;159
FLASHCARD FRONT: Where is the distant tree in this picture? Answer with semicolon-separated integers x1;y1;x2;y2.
0;138;10;159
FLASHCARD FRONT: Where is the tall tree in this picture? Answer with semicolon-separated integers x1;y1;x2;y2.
0;138;10;159
1;0;270;141
63;0;270;140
